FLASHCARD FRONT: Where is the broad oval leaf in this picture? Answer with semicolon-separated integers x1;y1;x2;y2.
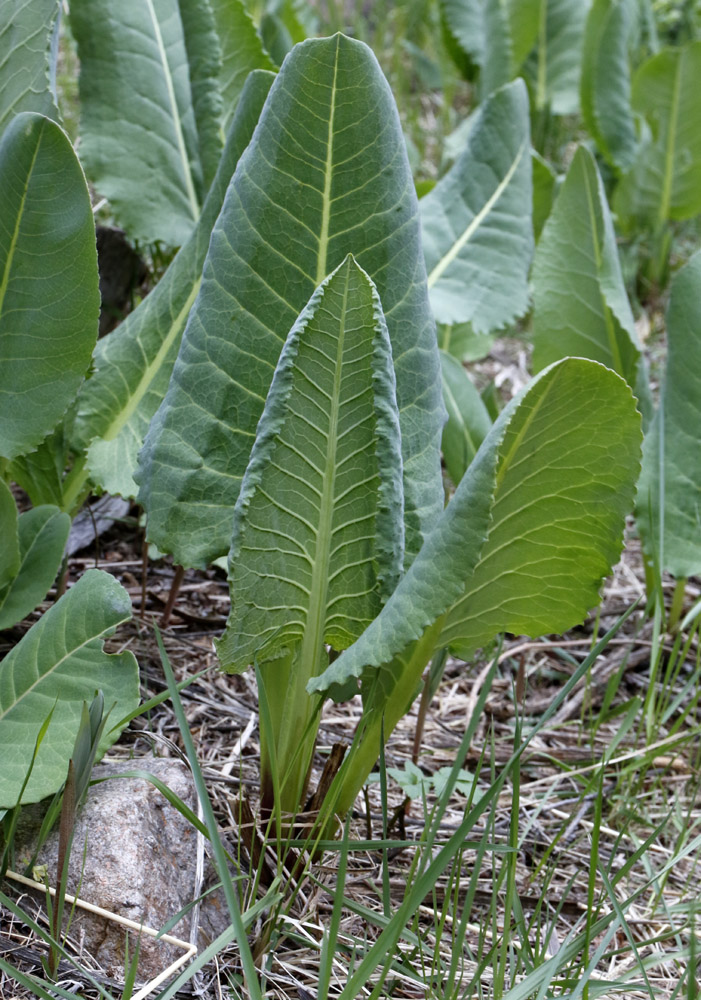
0;504;70;630
422;79;533;332
580;0;638;172
70;0;205;246
531;146;648;416
0;112;99;461
440;350;492;486
614;42;701;227
137;34;445;569
217;255;403;672
71;70;275;499
637;252;701;579
0;0;60;137
0;569;139;807
310;359;642;693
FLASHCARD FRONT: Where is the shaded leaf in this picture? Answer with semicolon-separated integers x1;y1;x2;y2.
637;252;701;578
438;322;495;363
422;79;533;332
0;112;99;461
177;0;223;190
0;505;70;630
0;480;20;589
70;0;204;246
531;150;557;241
72;71;275;499
580;0;638;171
529;0;592;114
310;359;641;692
137;35;444;569
440;351;492;486
0;0;60;137
210;0;275;131
0;569;139;807
217;255;403;671
615;42;701;227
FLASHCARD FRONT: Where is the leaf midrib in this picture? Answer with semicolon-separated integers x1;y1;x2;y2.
316;33;340;286
0;119;44;320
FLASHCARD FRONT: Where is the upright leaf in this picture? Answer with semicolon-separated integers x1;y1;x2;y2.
218;255;402;671
0;0;60;137
614;42;701;227
439;0;486;70
70;0;205;246
0;569;139;807
0;480;20;588
310;359;641;693
531;150;557;241
0;505;70;631
422;80;533;332
210;0;276;130
137;34;444;569
72;71;274;499
0;113;99;461
176;0;224;189
580;0;638;171
531;146;647;412
530;0;592;114
440;351;492;486
637;253;701;578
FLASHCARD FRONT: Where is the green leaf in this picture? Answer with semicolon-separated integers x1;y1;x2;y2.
71;71;274;499
439;0;486;69
210;0;276;131
0;112;99;462
422;79;533;332
8;422;69;507
530;0;592;114
531;146;645;402
0;0;60;137
440;351;492;486
614;42;701;227
69;0;205;246
438;322;495;363
637;252;701;578
0;569;139;807
176;0;223;190
580;0;638;171
310;359;641;692
531;150;557;241
0;480;20;588
137;34;444;569
0;505;70;630
217;255;403;671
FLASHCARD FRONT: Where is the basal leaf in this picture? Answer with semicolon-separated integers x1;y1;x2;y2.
439;0;486;69
440;351;492;486
217;255;403;671
177;0;223;190
0;112;99;461
531;146;646;408
210;0;276;130
0;0;60;137
69;0;205;246
310;359;641;694
137;34;444;569
0;569;139;807
0;479;20;589
438;362;640;655
531;150;557;241
530;0;592;115
580;0;638;172
0;505;70;631
72;71;274;500
614;42;701;227
637;252;701;578
422;79;533;332
439;322;495;363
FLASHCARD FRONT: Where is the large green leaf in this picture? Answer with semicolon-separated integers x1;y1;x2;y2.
614;42;701;227
529;0;592;114
69;0;206;246
580;0;638;172
637;253;701;578
71;71;274;500
422;79;533;332
531;146;647;411
310;359;641;692
176;0;224;190
217;255;403;672
440;350;492;486
210;0;276;130
0;569;139;807
0;112;99;462
137;34;445;569
0;0;60;137
0;504;70;630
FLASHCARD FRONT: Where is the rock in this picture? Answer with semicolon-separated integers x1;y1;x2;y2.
14;757;201;982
